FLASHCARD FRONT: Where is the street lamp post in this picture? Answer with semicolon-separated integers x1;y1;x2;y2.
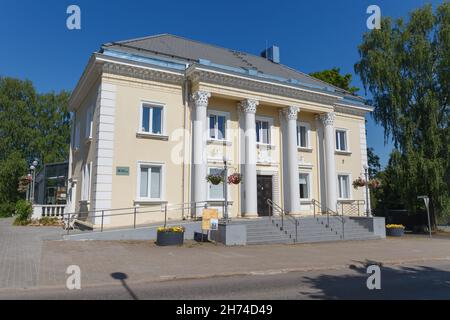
222;156;229;221
30;160;38;204
26;173;32;201
363;165;370;217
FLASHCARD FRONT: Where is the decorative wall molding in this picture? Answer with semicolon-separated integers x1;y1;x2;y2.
189;69;339;106
102;62;184;86
191;91;211;108
334;105;367;117
239;99;259;114
319;112;336;127
283;106;300;121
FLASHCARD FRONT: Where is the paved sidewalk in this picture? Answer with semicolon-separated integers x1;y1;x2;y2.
1;217;450;292
0;218;62;289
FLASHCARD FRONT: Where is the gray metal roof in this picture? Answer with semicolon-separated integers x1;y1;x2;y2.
102;34;363;101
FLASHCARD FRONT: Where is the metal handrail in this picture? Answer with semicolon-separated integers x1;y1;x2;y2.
311;199;345;239
337;200;365;216
267;199;299;243
64;201;213;234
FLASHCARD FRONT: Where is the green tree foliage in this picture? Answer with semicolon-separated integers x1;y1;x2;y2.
0;77;70;216
309;68;359;94
367;147;381;179
355;3;450;223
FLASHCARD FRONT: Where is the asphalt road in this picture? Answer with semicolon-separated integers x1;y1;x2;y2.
1;260;450;300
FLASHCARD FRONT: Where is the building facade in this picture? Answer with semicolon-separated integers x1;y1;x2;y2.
67;34;372;228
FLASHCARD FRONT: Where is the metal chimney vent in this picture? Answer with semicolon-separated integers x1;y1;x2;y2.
261;46;280;64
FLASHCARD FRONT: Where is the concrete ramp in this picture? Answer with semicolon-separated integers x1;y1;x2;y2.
64;221;202;241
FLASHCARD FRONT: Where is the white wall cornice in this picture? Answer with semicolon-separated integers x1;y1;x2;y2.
188;68;340;107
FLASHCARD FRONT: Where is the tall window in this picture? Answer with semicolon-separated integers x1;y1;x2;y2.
86;107;93;139
336;130;348;151
299;173;310;200
338;174;351;199
297;123;309;148
256;120;270;144
208;168;224;200
74;121;80;150
81;162;91;201
141;104;163;135
209;114;227;140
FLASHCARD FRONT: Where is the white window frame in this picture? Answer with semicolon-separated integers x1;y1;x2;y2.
335;128;350;152
255;115;274;145
297;122;311;149
81;162;92;201
299;171;312;202
337;173;352;200
136;161;165;202
138;101;166;136
207;167;229;201
85;105;94;140
207;110;230;142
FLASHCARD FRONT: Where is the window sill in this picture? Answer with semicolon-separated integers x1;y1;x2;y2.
338;199;354;203
207;200;234;205
257;161;276;166
136;132;169;141
298;147;313;153
300;200;312;204
257;143;276;150
207;139;232;146
134;200;168;205
335;150;352;156
85;137;92;144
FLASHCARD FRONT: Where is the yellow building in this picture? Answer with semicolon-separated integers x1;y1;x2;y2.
67;34;372;229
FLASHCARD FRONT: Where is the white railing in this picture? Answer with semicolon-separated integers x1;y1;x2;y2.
32;205;66;220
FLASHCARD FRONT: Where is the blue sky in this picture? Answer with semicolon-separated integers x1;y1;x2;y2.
0;0;444;166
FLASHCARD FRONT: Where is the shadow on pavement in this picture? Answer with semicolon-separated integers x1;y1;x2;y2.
299;259;450;299
110;272;139;300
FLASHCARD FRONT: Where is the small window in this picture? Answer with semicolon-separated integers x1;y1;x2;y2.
139;164;162;200
336;130;348;151
256;120;270;144
338;174;351;199
209;114;227;140
86;107;93;139
208;168;224;200
299;173;310;200
297;124;309;148
141;104;163;135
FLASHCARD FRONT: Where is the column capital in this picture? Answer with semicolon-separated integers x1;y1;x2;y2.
191;91;211;108
283;106;300;121
239;99;259;114
320;112;336;127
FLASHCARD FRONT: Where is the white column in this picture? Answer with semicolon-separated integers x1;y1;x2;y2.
320;112;337;212
192;91;210;216
240;99;259;217
283;106;301;214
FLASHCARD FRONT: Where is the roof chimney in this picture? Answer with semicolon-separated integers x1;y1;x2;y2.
261;45;280;64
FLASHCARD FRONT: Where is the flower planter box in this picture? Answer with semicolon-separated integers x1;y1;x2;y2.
156;231;184;246
386;227;404;237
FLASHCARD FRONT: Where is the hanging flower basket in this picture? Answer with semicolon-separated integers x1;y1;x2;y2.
368;179;382;190
352;177;367;189
206;174;223;185
227;173;243;185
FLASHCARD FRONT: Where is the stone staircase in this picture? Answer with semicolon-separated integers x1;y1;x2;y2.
243;216;382;245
